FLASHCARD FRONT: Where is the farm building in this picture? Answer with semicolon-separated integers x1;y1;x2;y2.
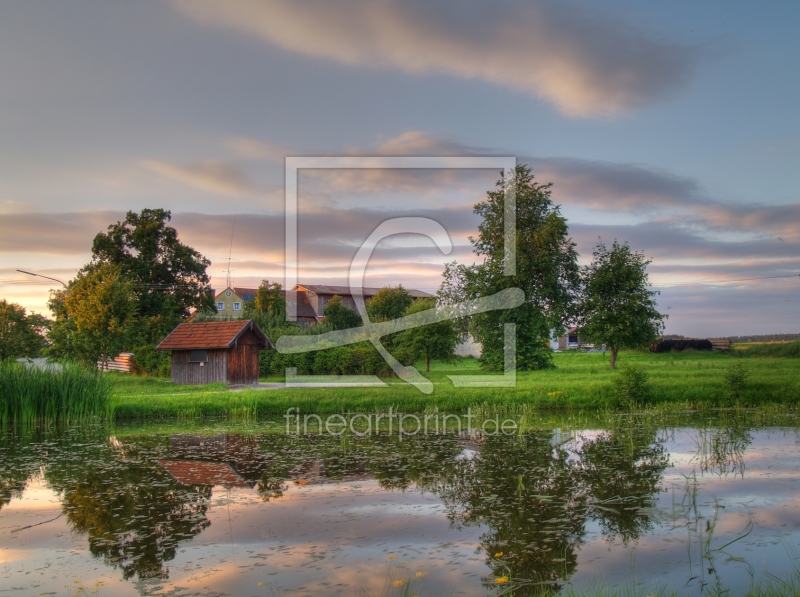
290;284;433;326
557;327;584;350
156;320;273;385
211;287;259;318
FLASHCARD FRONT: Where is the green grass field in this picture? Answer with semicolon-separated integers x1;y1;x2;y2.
107;347;800;420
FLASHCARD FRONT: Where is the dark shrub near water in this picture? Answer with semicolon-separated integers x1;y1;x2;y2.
0;361;111;423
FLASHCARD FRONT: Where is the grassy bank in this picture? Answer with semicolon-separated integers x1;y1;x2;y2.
108;349;800;420
0;361;111;424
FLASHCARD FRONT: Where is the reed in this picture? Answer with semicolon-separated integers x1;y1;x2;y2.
0;360;112;424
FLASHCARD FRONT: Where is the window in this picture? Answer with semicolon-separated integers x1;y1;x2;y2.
189;350;208;362
233;302;241;311
217;302;224;311
225;290;232;297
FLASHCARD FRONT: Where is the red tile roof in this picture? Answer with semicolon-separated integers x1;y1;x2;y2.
158;459;249;488
156;320;273;350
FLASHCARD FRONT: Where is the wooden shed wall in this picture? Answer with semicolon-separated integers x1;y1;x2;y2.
227;329;261;385
171;349;227;385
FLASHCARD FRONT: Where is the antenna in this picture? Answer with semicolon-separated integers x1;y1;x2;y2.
225;214;237;288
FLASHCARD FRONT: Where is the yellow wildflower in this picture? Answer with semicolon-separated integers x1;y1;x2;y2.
494;552;503;558
416;571;428;577
258;582;266;587
386;554;398;560
495;576;509;584
392;579;408;587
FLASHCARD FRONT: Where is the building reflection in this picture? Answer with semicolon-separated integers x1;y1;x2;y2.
0;424;671;590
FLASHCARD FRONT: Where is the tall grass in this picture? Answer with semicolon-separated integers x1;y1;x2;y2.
741;340;800;358
0;361;112;424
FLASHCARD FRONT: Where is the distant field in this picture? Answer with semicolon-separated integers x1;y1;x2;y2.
733;340;792;350
107;348;800;420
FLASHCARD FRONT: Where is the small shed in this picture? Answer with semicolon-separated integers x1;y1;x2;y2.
156;320;273;386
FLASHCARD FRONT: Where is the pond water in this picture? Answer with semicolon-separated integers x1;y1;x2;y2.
1;413;800;596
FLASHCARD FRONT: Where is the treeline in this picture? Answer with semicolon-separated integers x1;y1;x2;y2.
5;166;672;378
714;334;800;343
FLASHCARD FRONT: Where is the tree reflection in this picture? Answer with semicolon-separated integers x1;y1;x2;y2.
431;432;587;594
44;437;212;581
579;424;670;542
0;420;671;589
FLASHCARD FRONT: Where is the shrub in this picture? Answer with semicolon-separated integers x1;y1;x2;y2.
723;362;749;403
131;345;171;377
611;364;650;408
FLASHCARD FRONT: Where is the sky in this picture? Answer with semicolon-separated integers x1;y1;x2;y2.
1;0;798;337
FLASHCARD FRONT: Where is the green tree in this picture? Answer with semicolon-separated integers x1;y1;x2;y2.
441;165;580;371
54;264;138;367
89;208;212;344
323;295;362;330
395;297;460;371
366;285;413;322
0;300;48;360
578;240;666;369
253;279;285;317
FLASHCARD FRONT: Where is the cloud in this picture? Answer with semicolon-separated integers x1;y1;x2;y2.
0;210;124;254
526;157;705;211
696;203;800;239
142;160;256;196
226;131;707;213
568;222;800;264
173;0;695;117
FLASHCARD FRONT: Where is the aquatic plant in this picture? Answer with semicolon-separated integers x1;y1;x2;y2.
611;364;650;408
0;360;111;424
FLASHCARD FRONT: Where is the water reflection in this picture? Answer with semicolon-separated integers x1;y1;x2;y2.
2;418;796;596
1;425;670;589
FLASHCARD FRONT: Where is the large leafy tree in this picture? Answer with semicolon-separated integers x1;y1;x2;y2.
395;297;460;371
0;300;48;360
53;264;138;366
578;240;666;369
89;208;212;343
442;165;580;371
366;285;413;322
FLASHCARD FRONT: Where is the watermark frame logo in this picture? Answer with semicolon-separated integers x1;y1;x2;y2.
279;157;522;394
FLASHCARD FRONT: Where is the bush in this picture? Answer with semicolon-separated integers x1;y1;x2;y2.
259;340;412;378
131;345;171;377
723;362;749;403
611;364;650;408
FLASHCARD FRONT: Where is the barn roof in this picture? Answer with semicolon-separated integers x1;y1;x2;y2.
288;290;319;319
156;320;274;351
295;284;432;299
